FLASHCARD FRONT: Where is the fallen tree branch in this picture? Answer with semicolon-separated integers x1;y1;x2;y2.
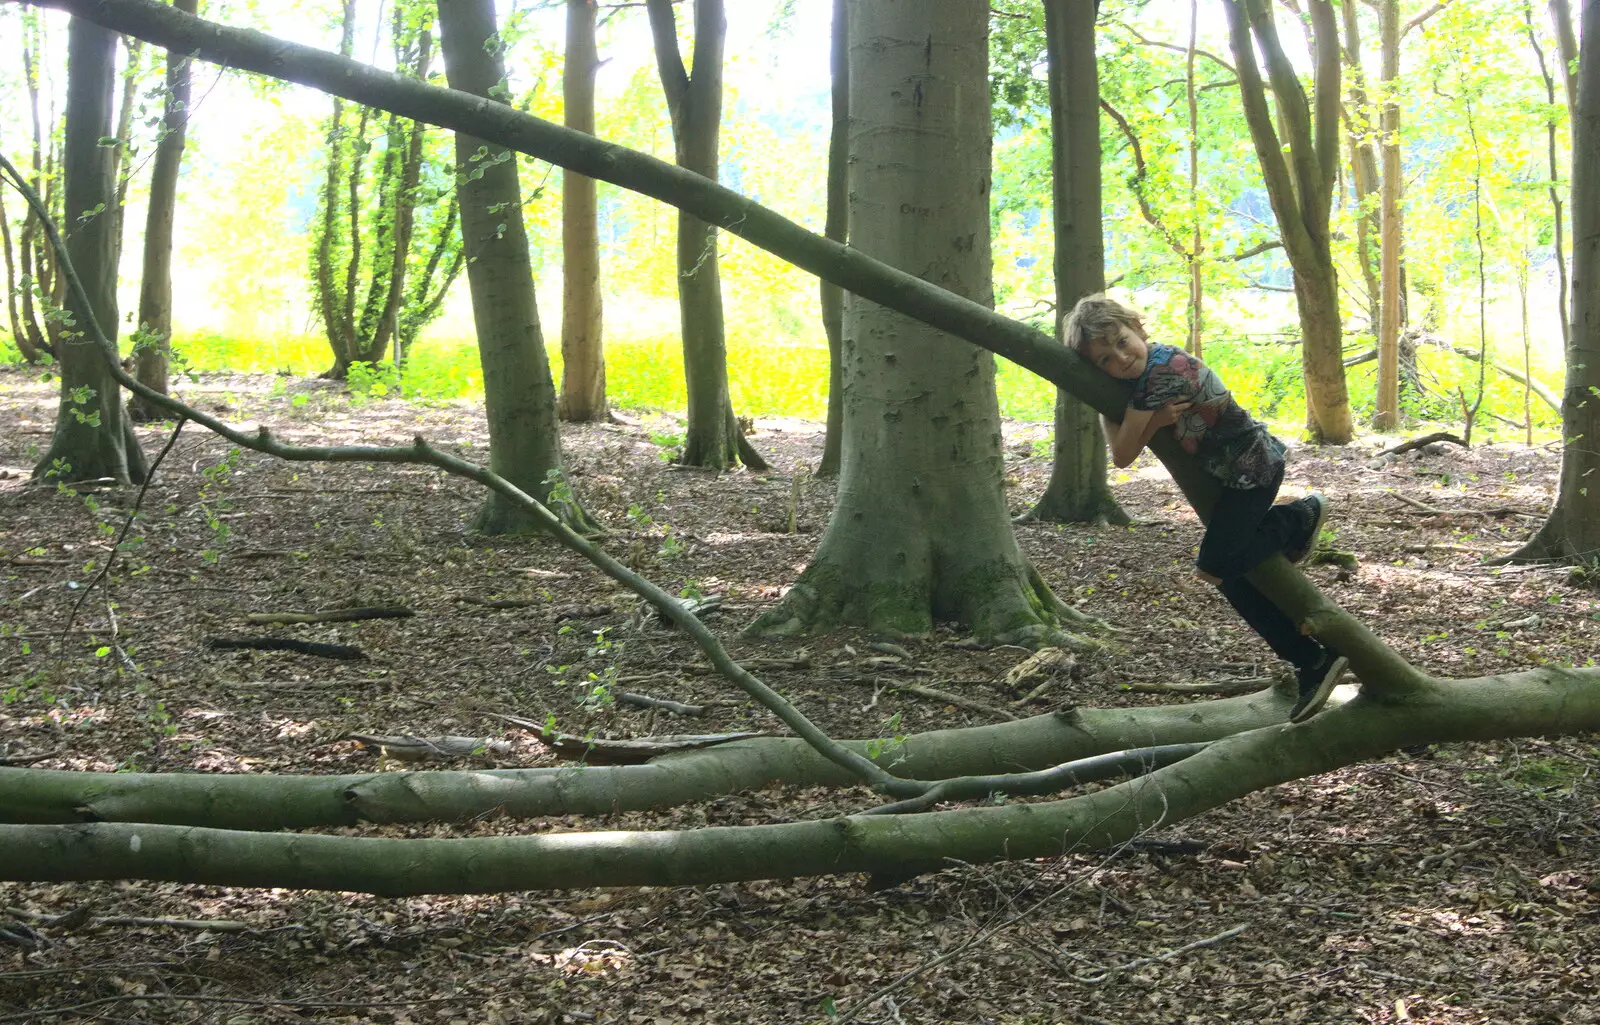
204;637;367;660
1375;432;1467;457
3;906;252;933
346;735;512;762
0;692;1293;828
7;668;1599;893
245;606;415;625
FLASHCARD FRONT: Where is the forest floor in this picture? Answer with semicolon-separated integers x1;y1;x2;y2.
0;364;1597;1025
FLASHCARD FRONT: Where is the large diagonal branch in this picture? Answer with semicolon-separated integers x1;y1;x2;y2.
14;0;1418;698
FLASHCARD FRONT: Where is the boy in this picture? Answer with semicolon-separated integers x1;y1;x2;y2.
1064;294;1346;722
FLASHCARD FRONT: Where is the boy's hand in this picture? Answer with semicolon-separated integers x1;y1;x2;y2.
1151;400;1193;428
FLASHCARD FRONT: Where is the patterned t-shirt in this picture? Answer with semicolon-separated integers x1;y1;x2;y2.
1128;343;1285;490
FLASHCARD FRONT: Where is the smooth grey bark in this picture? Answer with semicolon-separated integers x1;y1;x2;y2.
748;0;1093;645
15;10;62;362
1222;0;1353;444
1377;0;1403;431
1528;0;1572;366
108;33;142;268
31;15;148;485
815;0;846;478
6;667;1600;894
1022;0;1127;526
556;0;607;423
1512;0;1600;564
645;0;765;471
437;0;593;535
127;0;196;423
0;692;1289;828
1338;0;1388;421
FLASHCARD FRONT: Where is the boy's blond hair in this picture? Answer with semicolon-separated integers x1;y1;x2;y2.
1062;294;1146;356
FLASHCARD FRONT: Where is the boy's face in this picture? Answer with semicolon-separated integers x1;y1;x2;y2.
1086;322;1150;380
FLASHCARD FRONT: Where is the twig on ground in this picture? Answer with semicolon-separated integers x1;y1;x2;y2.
204;637;367;660
1375;432;1467;457
1123;678;1276;695
1071;923;1248;983
833;675;1018;721
863;743;1209;815
0;990;481;1024
1417;837;1488;870
613;690;706;716
4;907;252;933
57;418;186;648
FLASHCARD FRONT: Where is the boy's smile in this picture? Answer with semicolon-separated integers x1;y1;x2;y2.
1089;323;1150;380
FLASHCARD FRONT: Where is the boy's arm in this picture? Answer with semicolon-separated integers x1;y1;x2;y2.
1101;402;1190;468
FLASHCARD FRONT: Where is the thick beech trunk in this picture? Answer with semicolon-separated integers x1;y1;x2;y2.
556;0;607;423
750;0;1087;644
31;16;147;485
438;0;593;535
1024;0;1126;526
127;0;196;422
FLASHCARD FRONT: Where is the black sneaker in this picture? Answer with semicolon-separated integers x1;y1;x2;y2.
1285;494;1329;566
1289;652;1347;722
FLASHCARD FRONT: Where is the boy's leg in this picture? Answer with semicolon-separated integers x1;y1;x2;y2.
1217;577;1345;721
1195;471;1303;581
1216;577;1324;668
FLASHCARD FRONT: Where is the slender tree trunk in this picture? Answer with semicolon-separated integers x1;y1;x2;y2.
312;0;357;379
1529;0;1572;362
750;0;1094;646
557;0;607;422
1550;0;1578;118
1376;0;1402;430
815;0;847;478
645;0;765;470
1023;0;1126;526
354;3;432;367
437;0;596;536
1185;0;1204;357
1512;0;1600;564
0;187;46;362
17;13;57;360
32;17;147;485
1337;0;1380;337
109;34;142;269
127;0;195;423
1223;0;1353;443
